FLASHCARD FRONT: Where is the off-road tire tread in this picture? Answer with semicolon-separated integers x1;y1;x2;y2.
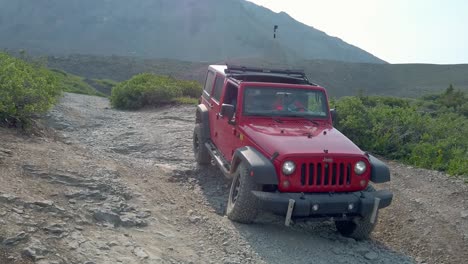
335;185;377;240
226;163;260;223
193;124;211;165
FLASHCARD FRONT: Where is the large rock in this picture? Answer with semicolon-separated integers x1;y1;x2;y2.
0;193;18;203
120;212;148;227
33;200;55;207
92;208;121;226
2;231;29;246
132;247;149;260
65;190;106;201
43;223;68;236
21;239;50;261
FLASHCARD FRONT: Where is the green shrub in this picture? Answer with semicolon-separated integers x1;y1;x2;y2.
333;97;373;147
0;53;61;125
110;73;200;109
176;80;202;98
336;92;468;176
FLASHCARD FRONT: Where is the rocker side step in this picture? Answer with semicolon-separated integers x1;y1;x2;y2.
205;141;232;178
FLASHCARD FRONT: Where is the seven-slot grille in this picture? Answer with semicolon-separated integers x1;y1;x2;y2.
300;162;352;186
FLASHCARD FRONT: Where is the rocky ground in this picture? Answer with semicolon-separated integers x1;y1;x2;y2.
0;93;466;264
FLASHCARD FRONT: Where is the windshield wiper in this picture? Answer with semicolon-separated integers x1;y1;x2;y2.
285;114;320;126
249;114;283;123
272;117;283;123
303;118;319;126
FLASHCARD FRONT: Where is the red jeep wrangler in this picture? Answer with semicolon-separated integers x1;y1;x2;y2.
193;65;393;240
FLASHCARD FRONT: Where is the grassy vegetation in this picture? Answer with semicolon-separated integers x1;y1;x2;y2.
0;52;61;126
50;69;106;97
84;78;118;96
334;86;468;176
110;73;202;109
173;97;199;105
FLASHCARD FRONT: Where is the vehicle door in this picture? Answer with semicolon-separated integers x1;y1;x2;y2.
208;73;226;148
216;82;242;161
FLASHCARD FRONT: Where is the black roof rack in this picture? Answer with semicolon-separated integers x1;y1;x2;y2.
224;64;315;85
225;65;305;77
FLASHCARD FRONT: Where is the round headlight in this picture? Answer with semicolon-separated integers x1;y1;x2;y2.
282;161;296;175
354;161;367;175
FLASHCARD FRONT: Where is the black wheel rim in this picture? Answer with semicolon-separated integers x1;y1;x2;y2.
231;175;241;204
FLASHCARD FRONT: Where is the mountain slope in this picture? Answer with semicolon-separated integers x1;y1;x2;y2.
44;55;468;98
300;60;468;97
0;0;384;63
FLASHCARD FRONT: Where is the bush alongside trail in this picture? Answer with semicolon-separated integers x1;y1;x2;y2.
110;73;201;109
335;86;468;176
0;52;61;126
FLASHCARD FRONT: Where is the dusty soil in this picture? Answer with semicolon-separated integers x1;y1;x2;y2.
0;93;466;264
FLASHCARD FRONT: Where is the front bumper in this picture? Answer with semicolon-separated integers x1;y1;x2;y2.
252;189;393;218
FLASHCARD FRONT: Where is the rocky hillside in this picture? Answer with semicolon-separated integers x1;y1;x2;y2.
0;0;384;63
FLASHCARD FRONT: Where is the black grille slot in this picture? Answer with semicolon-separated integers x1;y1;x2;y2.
308;163;315;185
316;163;322;185
346;164;352;184
332;163;337;185
324;164;330;185
339;163;345;185
300;164;306;185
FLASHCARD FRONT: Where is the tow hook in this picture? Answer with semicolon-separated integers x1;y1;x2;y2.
370;197;381;224
285;199;295;226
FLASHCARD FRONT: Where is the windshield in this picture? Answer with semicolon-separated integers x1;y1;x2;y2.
243;86;329;118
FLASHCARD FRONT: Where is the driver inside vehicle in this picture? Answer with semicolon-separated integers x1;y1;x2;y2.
274;93;306;112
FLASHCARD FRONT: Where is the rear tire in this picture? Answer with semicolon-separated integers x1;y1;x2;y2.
335;185;378;240
226;163;260;223
193;124;211;165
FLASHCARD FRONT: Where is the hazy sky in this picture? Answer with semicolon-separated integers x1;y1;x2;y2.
247;0;468;64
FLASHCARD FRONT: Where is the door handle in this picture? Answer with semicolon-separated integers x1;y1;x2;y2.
209;104;214;108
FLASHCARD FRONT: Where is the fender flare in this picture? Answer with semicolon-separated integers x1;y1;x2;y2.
231;146;279;185
195;104;210;140
368;155;391;183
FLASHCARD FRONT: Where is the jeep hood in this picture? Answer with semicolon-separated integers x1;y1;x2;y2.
240;120;364;157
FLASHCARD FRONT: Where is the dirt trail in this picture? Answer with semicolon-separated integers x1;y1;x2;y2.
1;93;466;264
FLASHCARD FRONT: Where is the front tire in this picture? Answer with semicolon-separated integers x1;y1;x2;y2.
335;185;378;240
226;163;260;223
193;124;211;165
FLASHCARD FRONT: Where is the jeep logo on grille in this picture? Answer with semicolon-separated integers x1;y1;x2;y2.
323;158;333;163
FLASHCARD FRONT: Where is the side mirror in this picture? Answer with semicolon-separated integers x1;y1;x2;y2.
330;108;337;124
220;104;235;121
